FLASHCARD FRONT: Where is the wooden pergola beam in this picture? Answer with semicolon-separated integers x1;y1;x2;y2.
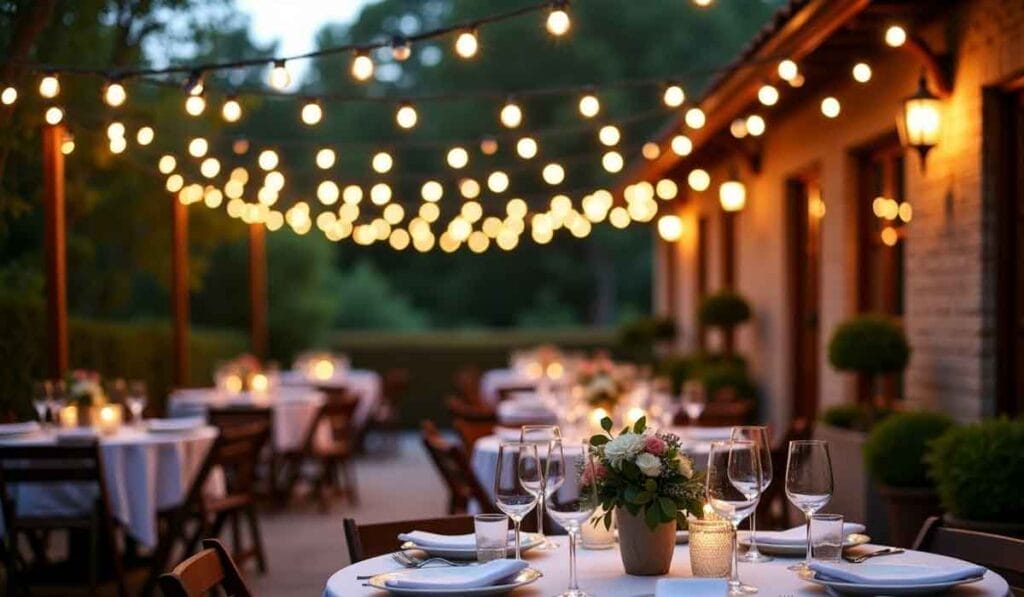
170;196;189;386
248;222;268;360
41;124;68;378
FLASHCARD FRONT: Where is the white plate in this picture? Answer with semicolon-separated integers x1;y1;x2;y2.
741;533;870;556
146;417;205;433
807;571;983;595
0;422;41;438
368;567;542;596
400;533;543;560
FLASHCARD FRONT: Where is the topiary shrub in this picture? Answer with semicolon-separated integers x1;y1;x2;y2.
821;403;893;432
697;292;751;330
863;411;954;488
619;316;677;363
926;419;1024;522
828;314;910;376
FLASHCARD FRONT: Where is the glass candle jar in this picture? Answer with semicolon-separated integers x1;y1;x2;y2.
580;506;616;549
688;518;733;577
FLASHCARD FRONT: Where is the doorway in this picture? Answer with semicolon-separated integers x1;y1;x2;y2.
787;173;823;421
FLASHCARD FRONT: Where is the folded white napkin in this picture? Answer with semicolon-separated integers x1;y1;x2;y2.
655;578;728;596
397;530;515;549
384;559;528;589
748;522;865;546
809;562;986;586
147;417;205;432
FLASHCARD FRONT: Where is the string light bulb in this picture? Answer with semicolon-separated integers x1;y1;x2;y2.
109;136;128;154
60;135;75;155
136;126;154;146
546;2;571;36
44;106;63;125
516;137;538;159
671;134;693;156
852;62;872;83
316;148;336;169
158;155;177;174
746;114;766;136
396;102;418;129
185;93;206;116
301;100;323;125
480;137;499;155
447;146;469;169
758;84;779;106
454;29;479;59
657;215;684;242
684;108;706;129
777;59;799;82
663;84;685;107
268;60;292;90
221;96;242;122
719;180;747;212
103;81;126;107
642;142;661;160
601;151;623;173
1;86;16;105
257;148;278;170
106;122;125;139
821;96;841;118
391;36;412;61
687;169;711;192
598;125;620;146
39;75;60;99
421;180;443;202
500;100;523;128
184;71;204;96
885;25;907;47
542;162;565;185
372;151;393;173
487;170;510;193
578;92;600;118
351;52;374;81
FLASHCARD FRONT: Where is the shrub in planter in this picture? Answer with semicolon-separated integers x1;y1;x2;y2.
828;315;910;377
697;292;751;330
619;316;677;363
864;411;954;547
927;419;1024;530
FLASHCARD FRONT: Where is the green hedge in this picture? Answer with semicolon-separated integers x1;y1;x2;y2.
0;295;246;418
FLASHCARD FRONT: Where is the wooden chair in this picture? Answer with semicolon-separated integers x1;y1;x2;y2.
912;516;1024;592
207;406;277;498
158;538;253;597
759;416;811;529
452;418;496;452
363;368;410;452
446;397;497;422
0;443;128;597
279;393;361;509
452;366;482;404
343;515;475;563
420;420;495;515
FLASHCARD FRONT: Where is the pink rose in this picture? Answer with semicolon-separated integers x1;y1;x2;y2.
581;461;608;486
645;436;667;456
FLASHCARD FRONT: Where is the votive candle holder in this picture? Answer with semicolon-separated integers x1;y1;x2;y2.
688;518;733;578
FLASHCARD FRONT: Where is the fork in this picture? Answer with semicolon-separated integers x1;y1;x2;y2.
842;547;904;563
354;553;473;580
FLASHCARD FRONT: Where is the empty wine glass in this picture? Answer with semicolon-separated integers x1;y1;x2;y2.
494;441;540;560
47;381;67;428
681;380;706;424
731;426;773;563
32;381;52;429
547;439;597;597
707;440;762;595
785;440;834;574
125;380;147;426
520;425;563;550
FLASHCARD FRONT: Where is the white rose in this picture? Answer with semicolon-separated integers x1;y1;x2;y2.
636;452;663;477
677;456;694;479
603;433;647;468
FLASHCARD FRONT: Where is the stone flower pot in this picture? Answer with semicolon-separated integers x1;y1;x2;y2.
615;507;675;576
877;485;942;547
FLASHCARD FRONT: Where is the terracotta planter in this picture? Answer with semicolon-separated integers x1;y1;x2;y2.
615;507;675;576
877;485;942;547
943;513;1024;539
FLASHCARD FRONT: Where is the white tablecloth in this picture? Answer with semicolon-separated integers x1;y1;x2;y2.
323;540;1010;596
278;368;382;429
168;387;324;452
0;426;217;548
480;368;537;405
495;398;558;425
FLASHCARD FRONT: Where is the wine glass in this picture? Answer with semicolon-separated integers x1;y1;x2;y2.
519;425;563;550
681;380;706;424
47;381;67;428
125;380;147;426
731;426;773;563
707;440;762;595
785;440;834;574
547;439;597;597
32;381;53;429
494;441;540;560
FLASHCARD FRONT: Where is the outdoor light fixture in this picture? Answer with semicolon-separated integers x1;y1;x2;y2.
899;74;941;168
103;81;127;107
221;96;242;122
719;179;746;212
390;36;412;61
267;60;292;90
546;2;571;36
395;102;418;129
351;52;374;82
657;215;683;242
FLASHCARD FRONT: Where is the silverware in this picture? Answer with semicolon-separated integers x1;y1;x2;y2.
354;553;474;579
843;547;904;563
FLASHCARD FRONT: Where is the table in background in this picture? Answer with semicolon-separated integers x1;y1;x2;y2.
278;368;383;429
323;540;1010;596
479;368;536;406
0;426;217;548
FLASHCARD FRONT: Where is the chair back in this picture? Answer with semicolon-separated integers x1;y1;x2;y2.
420;421;495;515
158;538;253;597
303;392;360;451
207;406;273;433
452;366;482;404
185;419;271;507
343;515;474;563
445;397;497;422
912;516;1024;591
452;418;495;451
382;368;410;414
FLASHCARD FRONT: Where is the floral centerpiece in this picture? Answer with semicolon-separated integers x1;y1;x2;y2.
67;369;106;407
585;416;704;575
574;355;631;412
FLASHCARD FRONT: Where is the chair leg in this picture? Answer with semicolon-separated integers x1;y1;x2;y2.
341;459;359;505
245;504;268;574
231;510;243;562
279;456;302;507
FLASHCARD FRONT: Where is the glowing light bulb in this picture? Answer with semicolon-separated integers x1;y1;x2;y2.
487;170;510;193
719;180;746;212
258;149;278;170
578;93;600;118
454;30;478;59
852;62;872;83
317;181;340;205
200;157;220;178
39;75;59;99
103;82;126;107
158;155;176;174
687;169;711;192
685;108;706;129
268;60;292;90
656;179;678;200
370;182;392;205
746;114;766;137
421;180;443;202
758;84;779;106
372;151;393;174
185;94;206;116
602;151;623;173
396;102;418;129
480;137;498;155
351;52;374;81
316;148;336;169
221;97;242;122
542;163;565;185
391;36;412;61
642;142;661;160
598;125;620;146
106;122;125;139
136;126;154;145
44;106;63;125
500;100;523;128
546;5;571;36
885;25;907;47
516;137;538;159
671;134;693;156
342;185;363;205
60;136;75;155
821;96;841;118
1;86;17;105
459;178;481;199
778;59;799;82
109;136;127;154
663;84;685;107
301;100;323;125
447;146;469;169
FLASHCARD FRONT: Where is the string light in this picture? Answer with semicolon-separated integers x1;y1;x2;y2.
301;100;323;125
692;0;714;6
419;202;440;222
396;102;418;129
257;148;278;170
39;75;60;99
103;81;127;107
60;135;75;155
109;136;127;154
351;52;374;81
372;151;393;173
642;142;661;160
461;201;483;223
657;215;683;241
106;122;126;139
268;60;292;90
317;181;340;205
758;84;779;106
821;96;841;118
316;148;336;169
44;106;63;125
454;29;479;59
516;137;538;159
158;155;177;174
166;174;184;193
391;36;412;61
542;162;565;185
1;86;16;105
730;118;748;138
578;92;600;118
598;125;620;146
687;168;711;191
459;178;481;199
370;182;392;205
421;180;443;202
884;25;907;47
480;137;499;155
852;62;872;83
221;97;242;122
656;179;678;200
200;157;221;178
506;198;528;219
546;2;571;36
184;71;204;96
609;206;630;229
487;171;510;193
777;59;799;82
663;84;685;107
670;134;693;156
601;151;623;173
746;114;766;136
185;93;206;116
719;180;746;212
264;171;285;191
447;146;469;169
500;100;523;128
136;126;155;145
684;107;705;129
343;185;363;204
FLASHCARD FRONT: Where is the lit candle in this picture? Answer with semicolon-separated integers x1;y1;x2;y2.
580;507;616;550
224;374;243;395
312;358;335;381
59;405;79;428
589;407;609;431
525;361;543;380
688;518;733;577
249;373;269;394
625;407;646;426
546;361;564;380
95;404;123;435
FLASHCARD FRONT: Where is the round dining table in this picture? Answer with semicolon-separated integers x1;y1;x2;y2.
323;540;1011;596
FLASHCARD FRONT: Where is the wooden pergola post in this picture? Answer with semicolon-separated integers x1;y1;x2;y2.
248;222;268;359
41;124;68;378
170;196;189;386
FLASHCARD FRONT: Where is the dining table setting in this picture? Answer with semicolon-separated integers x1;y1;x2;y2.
325;415;1011;596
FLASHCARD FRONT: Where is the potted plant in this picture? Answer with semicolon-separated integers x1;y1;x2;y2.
587;416;704;575
863;411;954;546
927;419;1024;537
618;316;677;363
827;314;910;407
697;292;751;355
